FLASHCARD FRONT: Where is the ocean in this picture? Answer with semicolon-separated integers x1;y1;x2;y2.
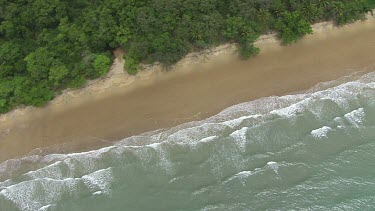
1;71;375;211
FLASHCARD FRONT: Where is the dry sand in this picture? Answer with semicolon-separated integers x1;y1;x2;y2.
0;16;374;162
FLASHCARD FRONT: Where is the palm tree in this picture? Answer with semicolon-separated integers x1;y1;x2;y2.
330;1;344;17
273;8;283;18
301;2;318;22
256;8;270;22
316;0;330;10
240;26;253;38
189;29;202;41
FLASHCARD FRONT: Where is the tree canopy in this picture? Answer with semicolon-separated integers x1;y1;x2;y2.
0;0;374;113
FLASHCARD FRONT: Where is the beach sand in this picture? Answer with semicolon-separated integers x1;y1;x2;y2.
0;16;374;162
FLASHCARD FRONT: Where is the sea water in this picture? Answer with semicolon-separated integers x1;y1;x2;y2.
1;71;375;211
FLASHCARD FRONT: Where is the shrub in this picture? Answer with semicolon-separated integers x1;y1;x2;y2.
125;58;139;75
93;55;111;77
238;43;260;59
67;76;87;89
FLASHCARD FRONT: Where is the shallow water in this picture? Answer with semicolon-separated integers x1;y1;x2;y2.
1;71;375;211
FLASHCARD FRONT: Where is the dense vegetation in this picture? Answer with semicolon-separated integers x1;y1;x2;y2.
0;0;374;113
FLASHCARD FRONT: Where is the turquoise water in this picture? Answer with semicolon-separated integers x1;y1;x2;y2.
1;71;375;211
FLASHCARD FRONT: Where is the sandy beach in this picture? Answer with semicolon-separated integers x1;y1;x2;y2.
0;16;374;162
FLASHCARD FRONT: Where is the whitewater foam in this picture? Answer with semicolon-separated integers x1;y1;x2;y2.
311;126;333;139
199;136;217;143
344;108;365;127
82;167;113;194
38;204;53;211
0;71;374;210
230;127;249;151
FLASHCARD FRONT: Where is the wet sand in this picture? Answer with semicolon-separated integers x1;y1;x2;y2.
0;18;374;162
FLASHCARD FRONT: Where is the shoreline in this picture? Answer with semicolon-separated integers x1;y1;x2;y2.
0;15;372;124
0;15;374;162
0;18;357;124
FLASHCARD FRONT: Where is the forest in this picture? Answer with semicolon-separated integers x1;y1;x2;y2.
0;0;374;113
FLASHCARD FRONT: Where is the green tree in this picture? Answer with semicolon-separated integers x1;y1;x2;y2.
26;83;55;106
0;0;373;114
275;11;313;44
331;1;345;19
300;2;321;22
0;99;7;113
49;65;69;86
256;9;272;24
24;48;56;80
0;41;25;77
317;0;330;11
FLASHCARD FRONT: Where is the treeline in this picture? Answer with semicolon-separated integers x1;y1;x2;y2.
0;0;374;113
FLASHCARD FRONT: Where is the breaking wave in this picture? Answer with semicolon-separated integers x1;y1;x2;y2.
1;71;375;211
